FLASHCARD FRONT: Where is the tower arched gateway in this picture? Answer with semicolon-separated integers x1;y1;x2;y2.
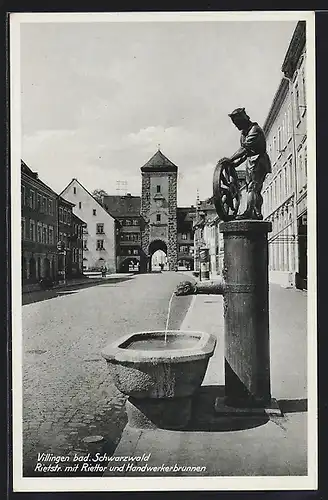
140;150;178;272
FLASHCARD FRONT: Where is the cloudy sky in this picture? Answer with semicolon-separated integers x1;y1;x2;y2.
19;16;298;206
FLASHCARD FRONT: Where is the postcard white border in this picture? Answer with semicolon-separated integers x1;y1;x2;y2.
10;10;317;492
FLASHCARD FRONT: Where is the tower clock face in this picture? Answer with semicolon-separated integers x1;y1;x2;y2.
155;199;163;208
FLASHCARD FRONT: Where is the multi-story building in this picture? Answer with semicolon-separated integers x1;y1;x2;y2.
70;213;85;277
193;199;217;275
60;179;116;273
102;194;144;272
58;196;75;278
177;207;196;270
262;21;307;289
194;171;247;278
21;160;58;283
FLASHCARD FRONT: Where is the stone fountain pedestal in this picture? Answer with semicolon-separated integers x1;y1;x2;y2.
101;330;217;430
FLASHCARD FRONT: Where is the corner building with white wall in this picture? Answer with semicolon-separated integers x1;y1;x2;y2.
60;179;116;273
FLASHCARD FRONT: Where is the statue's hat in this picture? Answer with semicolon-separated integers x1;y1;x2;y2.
228;108;250;120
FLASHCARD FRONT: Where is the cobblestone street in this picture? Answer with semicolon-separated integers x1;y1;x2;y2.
22;272;192;476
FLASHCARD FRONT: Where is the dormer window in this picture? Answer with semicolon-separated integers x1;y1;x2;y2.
156;214;161;223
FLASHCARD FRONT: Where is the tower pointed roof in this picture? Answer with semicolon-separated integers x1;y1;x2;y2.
141;149;178;173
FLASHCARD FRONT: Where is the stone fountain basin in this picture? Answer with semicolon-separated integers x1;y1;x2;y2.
101;330;217;399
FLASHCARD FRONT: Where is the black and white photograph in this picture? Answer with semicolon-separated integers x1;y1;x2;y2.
10;11;317;492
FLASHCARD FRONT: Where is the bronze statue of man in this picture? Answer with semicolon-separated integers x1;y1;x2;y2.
228;108;271;220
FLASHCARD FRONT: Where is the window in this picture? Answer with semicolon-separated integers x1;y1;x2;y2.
21;186;26;206
283;165;287;199
59;207;63;222
304;146;307;180
67;211;71;224
294;83;301;122
37;193;42;211
93;209;97;216
282;115;287;147
96;223;104;234
302;68;306;107
133;249;139;255
73;187;77;194
125;219;132;226
179;245;189;253
298;153;304;191
83;239;88;250
29;220;35;241
181;233;187;240
96;239;104;250
79;202;82;209
156;214;161;223
288;157;293;193
272;137;277;162
21;218;26;240
156;185;161;193
132;219;139;226
29;190;35;209
48;226;54;245
42;197;47;214
42;224;48;244
277;127;282;154
287;105;292;139
37;222;42;243
48;199;53;215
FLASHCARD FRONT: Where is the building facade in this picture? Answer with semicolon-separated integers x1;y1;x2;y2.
58;196;75;279
21;160;58;283
102;194;144;273
60;179;116;273
262;21;307;289
177;207;196;270
140;150;178;272
70;213;85;277
194;172;247;278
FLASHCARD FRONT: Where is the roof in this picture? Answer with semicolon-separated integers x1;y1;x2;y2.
177;207;196;225
102;194;141;217
262;78;289;136
281;21;306;79
21;159;58;197
141;150;178;173
72;212;86;225
60;178;116;220
59;196;75;207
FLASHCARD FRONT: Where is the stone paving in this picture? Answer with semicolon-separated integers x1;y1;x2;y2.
21;272;192;476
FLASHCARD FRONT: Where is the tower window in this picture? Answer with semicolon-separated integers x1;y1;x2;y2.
79;202;82;209
156;214;161;222
73;187;76;194
93;209;97;216
156;185;161;193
